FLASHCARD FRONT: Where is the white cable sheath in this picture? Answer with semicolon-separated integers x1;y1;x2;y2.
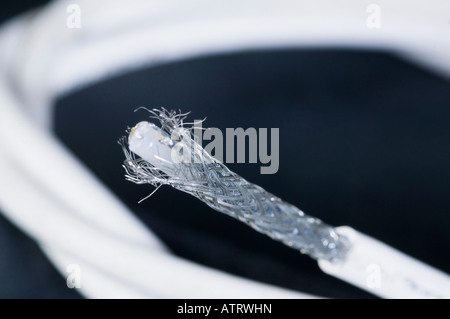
319;227;450;299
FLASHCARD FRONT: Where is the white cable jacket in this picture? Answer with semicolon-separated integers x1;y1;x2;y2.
319;227;450;299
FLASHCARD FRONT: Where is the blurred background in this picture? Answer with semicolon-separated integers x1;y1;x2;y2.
0;0;449;298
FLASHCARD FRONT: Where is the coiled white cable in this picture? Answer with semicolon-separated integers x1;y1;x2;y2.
1;0;450;298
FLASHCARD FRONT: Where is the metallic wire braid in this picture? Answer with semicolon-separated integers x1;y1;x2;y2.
119;108;350;262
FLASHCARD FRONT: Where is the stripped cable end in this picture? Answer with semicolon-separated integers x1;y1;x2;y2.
119;108;351;262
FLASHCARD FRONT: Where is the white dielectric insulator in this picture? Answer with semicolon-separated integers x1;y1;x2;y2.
128;121;177;174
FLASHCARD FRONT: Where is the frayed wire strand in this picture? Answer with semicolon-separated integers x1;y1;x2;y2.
138;184;163;204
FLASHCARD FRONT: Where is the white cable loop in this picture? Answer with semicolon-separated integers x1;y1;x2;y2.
0;0;450;298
